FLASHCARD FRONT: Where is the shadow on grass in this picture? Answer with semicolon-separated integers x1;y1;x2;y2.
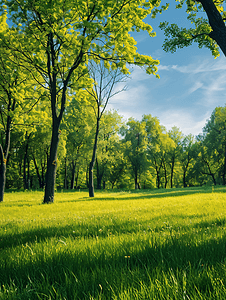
61;187;221;203
0;212;214;251
1;223;226;299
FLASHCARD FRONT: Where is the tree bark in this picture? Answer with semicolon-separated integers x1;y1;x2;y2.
0;145;6;202
162;159;167;189
183;159;190;188
96;158;103;189
89;116;100;197
43;120;60;203
75;168;80;189
23;139;30;190
70;161;76;189
135;169;139;189
170;155;175;188
64;156;68;189
222;143;226;185
32;154;43;189
154;157;162;189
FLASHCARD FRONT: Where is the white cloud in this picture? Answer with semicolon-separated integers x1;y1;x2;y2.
165;56;226;75
158;109;210;136
158;65;170;71
188;81;204;94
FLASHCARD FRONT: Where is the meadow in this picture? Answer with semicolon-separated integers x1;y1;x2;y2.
1;186;226;299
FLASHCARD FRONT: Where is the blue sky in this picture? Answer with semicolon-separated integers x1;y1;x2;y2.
109;2;226;137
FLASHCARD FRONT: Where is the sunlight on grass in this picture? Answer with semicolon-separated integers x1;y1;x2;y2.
1;187;226;299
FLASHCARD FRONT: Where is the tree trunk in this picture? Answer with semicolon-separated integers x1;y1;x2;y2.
170;156;175;188
154;158;161;189
32;154;43;189
135;169;139;189
199;0;226;57
70;161;76;189
222;143;226;185
183;170;187;188
156;169;160;189
43;120;60;203
89;116;100;197
162;159;167;188
23;141;30;190
97;176;102;189
183;163;188;188
75;168;80;189
0;146;6;202
96;158;103;189
64;156;68;189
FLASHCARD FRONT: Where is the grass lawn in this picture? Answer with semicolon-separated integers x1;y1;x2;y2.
1;186;226;299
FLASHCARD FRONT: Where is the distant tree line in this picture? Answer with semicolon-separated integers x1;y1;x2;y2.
4;103;226;191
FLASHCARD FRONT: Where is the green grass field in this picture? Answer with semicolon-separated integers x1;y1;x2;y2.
1;186;226;299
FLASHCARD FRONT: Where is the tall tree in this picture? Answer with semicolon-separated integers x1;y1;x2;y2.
86;61;127;197
2;0;161;203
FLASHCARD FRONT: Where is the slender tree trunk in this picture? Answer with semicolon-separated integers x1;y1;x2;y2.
70;161;76;189
183;164;188;188
89;116;100;197
43;120;60;203
0;145;6;202
170;156;175;188
154;157;162;189
162;159;167;188
75;168;80;189
41;161;45;189
32;154;43;189
222;143;226;185
135;169;139;189
156;168;160;189
96;158;103;189
64;156;68;189
23;141;29;190
27;158;30;190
